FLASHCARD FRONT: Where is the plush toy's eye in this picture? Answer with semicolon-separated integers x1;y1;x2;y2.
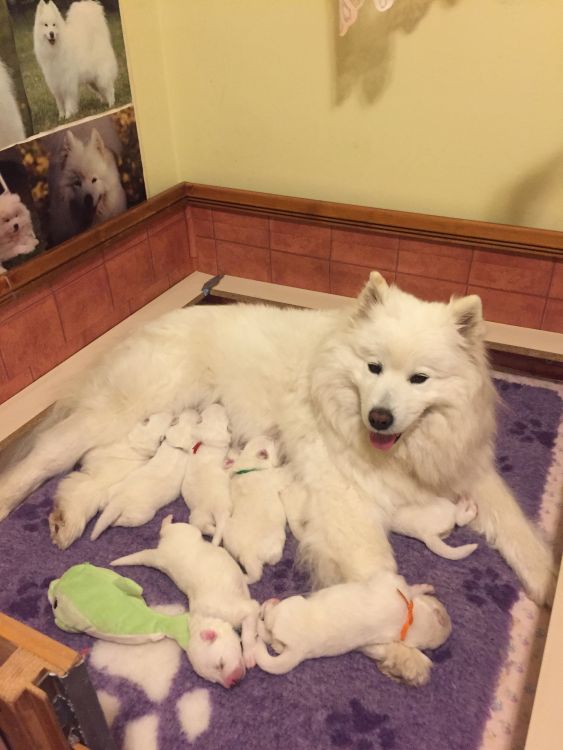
409;373;428;385
52;598;58;609
368;362;382;375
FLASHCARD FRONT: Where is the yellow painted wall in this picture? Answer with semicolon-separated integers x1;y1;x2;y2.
120;0;563;231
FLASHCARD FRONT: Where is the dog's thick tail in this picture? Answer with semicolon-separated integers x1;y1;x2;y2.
253;639;301;675
425;536;478;561
111;548;160;569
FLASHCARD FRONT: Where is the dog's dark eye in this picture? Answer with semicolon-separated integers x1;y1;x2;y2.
92;177;97;183
367;363;382;375
217;659;225;671
73;180;81;188
409;373;428;384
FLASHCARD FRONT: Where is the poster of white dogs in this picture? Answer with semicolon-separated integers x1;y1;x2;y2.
0;0;145;272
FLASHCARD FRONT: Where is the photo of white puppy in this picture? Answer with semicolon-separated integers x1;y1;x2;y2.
255;571;451;680
49;126;127;244
389;496;479;561
0;191;39;273
112;515;260;670
33;0;117;120
0;58;25;149
222;436;288;583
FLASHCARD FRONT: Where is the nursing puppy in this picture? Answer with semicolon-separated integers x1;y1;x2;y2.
112;516;260;669
1;273;555;685
177;403;232;545
390;496;478;560
255;571;450;682
223;437;288;583
90;410;199;539
50;412;173;549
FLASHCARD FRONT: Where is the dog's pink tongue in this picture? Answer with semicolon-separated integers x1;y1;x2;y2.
369;432;398;452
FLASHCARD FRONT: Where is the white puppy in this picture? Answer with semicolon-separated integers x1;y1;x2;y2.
0;58;25;149
90;410;199;539
111;515;259;669
34;0;117;120
174;403;232;545
0;193;39;273
255;571;451;681
390;497;479;560
222;437;288;583
49;412;173;549
184;613;247;688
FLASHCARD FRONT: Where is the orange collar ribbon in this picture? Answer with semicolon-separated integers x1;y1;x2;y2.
396;588;414;641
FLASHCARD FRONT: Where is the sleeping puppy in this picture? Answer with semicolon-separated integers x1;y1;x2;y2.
222;436;289;583
390;497;478;560
49;412;174;549
90;410;199;539
111;515;260;671
254;571;451;679
176;403;233;545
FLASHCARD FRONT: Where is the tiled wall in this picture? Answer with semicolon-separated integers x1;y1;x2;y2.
0;210;192;404
0;201;561;406
187;206;563;334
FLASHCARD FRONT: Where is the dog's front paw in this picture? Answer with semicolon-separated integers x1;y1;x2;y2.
376;643;432;687
518;543;558;607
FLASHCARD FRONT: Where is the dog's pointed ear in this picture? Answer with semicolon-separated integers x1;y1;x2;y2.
60;131;77;166
89;128;106;155
449;295;484;341
356;271;389;317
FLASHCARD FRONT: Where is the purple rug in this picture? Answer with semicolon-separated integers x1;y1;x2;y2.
1;376;561;750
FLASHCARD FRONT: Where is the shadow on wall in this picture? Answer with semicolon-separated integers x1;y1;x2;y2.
331;0;460;105
492;151;563;232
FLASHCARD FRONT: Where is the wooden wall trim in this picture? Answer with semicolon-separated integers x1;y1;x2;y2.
185;183;563;259
1;181;561;304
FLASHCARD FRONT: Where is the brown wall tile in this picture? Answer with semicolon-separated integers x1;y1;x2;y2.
103;229;148;262
213;210;268;231
216;241;271;282
49;250;104;292
469;250;553;296
548;262;563;300
332;229;397;272
0;282;52;325
149;218;192;283
194;237;218;275
271;251;330;292
128;277;170;314
105;238;154;303
191;207;213;222
398;240;472;283
0;295;67;378
396;273;466;303
542;298;563;334
54;265;114;341
213;221;268;247
270;219;331;259
147;209;187;236
331;262;395;298
468;285;545;328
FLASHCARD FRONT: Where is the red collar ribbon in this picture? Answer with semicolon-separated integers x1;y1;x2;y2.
192;441;203;454
396;588;414;641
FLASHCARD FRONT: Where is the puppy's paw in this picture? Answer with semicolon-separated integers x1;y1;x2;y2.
243;646;257;669
410;583;435;596
376;643;432;687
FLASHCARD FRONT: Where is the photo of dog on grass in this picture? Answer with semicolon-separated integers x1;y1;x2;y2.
8;0;131;134
0;0;33;149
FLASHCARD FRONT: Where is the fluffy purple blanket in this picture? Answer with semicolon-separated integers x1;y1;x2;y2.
0;377;560;750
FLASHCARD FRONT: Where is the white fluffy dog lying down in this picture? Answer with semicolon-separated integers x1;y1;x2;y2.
223;436;288;583
389;496;479;561
255;572;451;684
112;516;260;672
0;272;555;686
49;412;173;549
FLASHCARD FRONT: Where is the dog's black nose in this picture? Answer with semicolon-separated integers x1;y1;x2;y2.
13;223;19;232
368;408;394;431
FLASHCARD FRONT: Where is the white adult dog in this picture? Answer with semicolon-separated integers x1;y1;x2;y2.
0;58;25;149
34;0;117;120
0;273;555;685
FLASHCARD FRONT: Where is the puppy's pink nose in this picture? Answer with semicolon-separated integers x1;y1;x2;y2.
224;664;246;688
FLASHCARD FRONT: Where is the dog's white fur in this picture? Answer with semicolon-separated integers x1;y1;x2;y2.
389;497;479;561
255;572;450;681
49;411;173;549
185;613;247;688
90;410;199;539
0;273;555;684
49;128;127;244
175;403;232;545
0;193;39;273
34;0;117;120
111;516;260;670
223;436;288;583
0;58;25;149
